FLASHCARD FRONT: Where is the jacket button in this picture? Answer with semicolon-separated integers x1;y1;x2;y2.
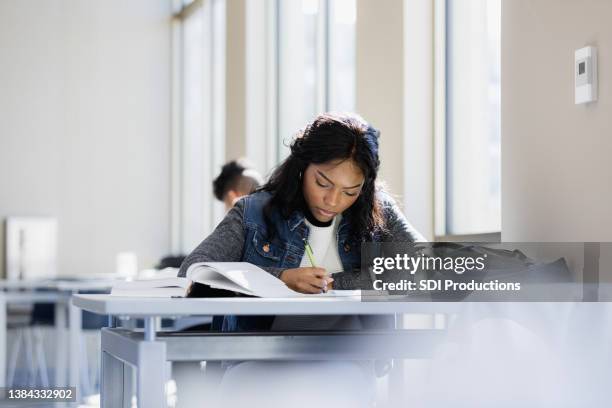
344;243;351;252
262;244;270;253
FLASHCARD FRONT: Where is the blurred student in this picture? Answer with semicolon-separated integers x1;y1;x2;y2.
213;159;264;210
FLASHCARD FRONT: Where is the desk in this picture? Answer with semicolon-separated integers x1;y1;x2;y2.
74;294;454;408
0;279;117;397
0;291;67;389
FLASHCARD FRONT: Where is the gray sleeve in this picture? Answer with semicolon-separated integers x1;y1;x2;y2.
381;197;427;242
177;200;285;279
333;196;427;290
375;197;427;291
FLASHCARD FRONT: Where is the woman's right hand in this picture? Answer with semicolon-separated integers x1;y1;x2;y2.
280;267;334;294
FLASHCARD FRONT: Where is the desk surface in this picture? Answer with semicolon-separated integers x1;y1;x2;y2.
73;294;459;317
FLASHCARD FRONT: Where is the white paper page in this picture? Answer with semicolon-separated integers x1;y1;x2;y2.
188;262;362;298
188;262;290;296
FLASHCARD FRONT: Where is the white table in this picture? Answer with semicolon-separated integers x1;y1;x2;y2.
73;294;458;408
0;279;117;398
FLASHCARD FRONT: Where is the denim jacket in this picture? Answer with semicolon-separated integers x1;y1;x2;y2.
242;191;361;278
178;190;425;332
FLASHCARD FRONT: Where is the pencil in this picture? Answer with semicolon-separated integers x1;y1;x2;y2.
304;240;317;267
304;240;332;291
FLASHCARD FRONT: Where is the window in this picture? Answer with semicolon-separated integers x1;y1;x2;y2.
438;0;501;236
328;0;356;112
277;0;319;160
172;0;226;253
276;0;356;162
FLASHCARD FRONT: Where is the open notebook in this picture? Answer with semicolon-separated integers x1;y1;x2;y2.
110;262;360;298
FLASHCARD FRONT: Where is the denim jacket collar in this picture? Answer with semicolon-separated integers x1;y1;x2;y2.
286;208;352;239
287;210;305;232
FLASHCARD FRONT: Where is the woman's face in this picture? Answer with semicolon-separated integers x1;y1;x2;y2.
302;159;365;222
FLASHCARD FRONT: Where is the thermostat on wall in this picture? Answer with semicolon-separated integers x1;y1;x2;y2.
575;46;597;104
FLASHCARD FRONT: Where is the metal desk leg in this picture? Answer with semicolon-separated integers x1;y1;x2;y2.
101;319;167;408
136;341;167;407
54;301;67;387
0;295;6;388
389;313;406;406
101;318;132;408
101;350;126;408
137;317;166;408
123;362;135;407
68;295;82;400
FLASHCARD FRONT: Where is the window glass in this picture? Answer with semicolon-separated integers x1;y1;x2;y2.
180;7;206;250
276;0;356;161
277;0;320;160
328;0;356;112
446;0;501;234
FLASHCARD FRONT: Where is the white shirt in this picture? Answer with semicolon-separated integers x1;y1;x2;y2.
299;215;343;274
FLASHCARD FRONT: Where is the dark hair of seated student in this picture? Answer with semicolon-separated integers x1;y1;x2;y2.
261;113;389;243
213;159;263;210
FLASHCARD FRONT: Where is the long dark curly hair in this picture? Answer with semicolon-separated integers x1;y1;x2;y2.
260;112;386;242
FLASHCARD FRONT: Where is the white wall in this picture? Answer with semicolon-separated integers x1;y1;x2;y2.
0;0;173;276
502;0;612;281
356;0;405;205
502;0;612;242
225;0;247;161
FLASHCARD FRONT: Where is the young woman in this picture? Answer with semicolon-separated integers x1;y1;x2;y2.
178;112;424;331
178;112;424;406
